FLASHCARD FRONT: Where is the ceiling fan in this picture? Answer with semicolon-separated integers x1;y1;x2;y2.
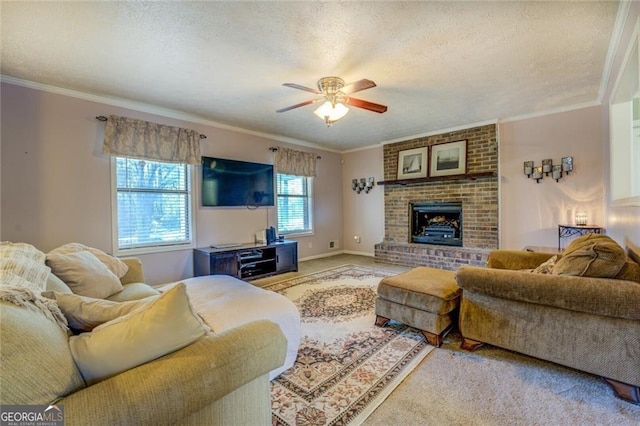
276;76;388;126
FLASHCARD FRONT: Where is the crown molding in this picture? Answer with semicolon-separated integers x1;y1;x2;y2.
0;75;342;154
598;0;633;102
380;119;498;146
0;75;608;155
498;101;601;124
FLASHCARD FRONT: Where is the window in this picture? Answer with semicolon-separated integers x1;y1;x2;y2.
113;157;193;254
276;174;313;235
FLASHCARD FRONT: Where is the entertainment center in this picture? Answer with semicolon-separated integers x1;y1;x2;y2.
194;240;298;280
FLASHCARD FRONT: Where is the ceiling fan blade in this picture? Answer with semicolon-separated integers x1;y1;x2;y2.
346;97;388;113
341;79;377;95
276;99;321;113
283;83;322;94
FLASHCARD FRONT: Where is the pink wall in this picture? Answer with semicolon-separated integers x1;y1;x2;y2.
1;83;343;284
342;147;384;255
499;106;605;250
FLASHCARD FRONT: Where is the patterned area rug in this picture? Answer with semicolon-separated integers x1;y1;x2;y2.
264;265;434;426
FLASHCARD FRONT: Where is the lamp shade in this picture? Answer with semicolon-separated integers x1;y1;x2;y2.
314;101;349;123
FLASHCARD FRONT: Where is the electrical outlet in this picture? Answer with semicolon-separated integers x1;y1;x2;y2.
354;236;361;244
308;242;313;249
329;240;339;249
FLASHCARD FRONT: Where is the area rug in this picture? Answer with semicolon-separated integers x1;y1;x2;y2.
263;265;434;426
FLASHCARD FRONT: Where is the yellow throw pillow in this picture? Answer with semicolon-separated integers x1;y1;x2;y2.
49;243;128;278
69;283;209;385
552;234;626;278
46;251;123;298
43;291;159;331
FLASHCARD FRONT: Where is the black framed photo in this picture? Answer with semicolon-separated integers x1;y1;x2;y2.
397;147;428;179
429;140;467;177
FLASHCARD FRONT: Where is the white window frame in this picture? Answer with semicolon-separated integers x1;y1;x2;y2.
276;173;314;236
609;16;640;207
110;157;196;256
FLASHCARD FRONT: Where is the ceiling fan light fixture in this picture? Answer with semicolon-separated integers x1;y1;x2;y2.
313;101;349;125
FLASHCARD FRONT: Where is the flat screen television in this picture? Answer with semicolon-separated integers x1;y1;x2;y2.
201;156;275;207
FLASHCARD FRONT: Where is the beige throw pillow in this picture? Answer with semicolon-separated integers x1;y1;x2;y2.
43;291;159;331
531;255;558;274
552;234;626;278
69;283;209;385
46;251;123;298
49;243;128;278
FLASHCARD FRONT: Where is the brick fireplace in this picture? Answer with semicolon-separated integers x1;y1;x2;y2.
410;201;463;246
375;124;499;270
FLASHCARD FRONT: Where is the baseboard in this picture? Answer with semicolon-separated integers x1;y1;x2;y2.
299;251;346;262
342;250;374;257
299;250;375;262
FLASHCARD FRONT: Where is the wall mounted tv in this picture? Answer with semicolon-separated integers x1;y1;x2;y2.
201;156;275;207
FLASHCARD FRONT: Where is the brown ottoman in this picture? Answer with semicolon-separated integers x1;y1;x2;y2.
375;267;461;347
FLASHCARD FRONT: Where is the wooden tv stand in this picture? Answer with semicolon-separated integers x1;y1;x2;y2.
193;240;298;280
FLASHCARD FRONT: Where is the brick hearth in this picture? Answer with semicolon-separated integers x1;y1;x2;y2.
375;242;490;270
375;124;498;269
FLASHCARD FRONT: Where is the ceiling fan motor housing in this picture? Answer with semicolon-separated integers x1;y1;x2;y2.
317;77;345;93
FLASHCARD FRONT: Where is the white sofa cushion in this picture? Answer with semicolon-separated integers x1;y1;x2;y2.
46;251;123;298
49;243;128;278
69;283;209;385
43;291;159;331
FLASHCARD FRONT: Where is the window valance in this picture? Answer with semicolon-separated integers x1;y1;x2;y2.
101;115;202;165
273;146;317;177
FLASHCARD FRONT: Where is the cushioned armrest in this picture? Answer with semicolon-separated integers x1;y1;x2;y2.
456;266;640;320
486;250;556;270
59;320;287;426
119;257;145;285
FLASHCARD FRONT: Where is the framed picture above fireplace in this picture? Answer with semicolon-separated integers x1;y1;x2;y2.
397;147;428;179
429;140;467;177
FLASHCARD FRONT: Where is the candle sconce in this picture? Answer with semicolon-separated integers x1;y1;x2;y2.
532;166;543;183
524;156;573;183
523;161;533;177
352;177;375;194
562;156;573;174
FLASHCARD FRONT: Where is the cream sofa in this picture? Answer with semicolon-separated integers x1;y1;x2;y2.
1;254;288;425
455;235;640;404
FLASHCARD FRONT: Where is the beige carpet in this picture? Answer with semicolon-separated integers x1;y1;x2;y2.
255;255;640;425
264;265;434;425
365;330;640;425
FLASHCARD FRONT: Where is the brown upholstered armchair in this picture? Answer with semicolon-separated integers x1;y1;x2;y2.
455;235;640;404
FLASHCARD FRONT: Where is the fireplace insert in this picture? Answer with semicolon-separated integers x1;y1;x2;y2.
410;201;462;246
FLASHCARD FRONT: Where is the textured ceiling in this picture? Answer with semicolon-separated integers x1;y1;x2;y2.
1;1;620;152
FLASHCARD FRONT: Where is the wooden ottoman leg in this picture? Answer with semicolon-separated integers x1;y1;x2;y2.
460;337;484;351
375;315;390;327
603;378;640;404
421;331;443;348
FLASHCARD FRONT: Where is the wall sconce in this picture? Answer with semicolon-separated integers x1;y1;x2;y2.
352;177;375;194
532;166;543;183
524;157;573;183
523;161;533;177
575;211;588;226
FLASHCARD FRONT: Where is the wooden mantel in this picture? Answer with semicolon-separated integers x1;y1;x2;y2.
379;171;497;186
